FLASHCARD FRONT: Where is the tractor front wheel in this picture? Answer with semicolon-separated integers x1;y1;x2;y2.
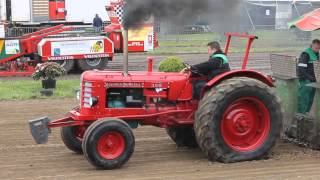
194;77;283;163
61;125;86;154
166;126;198;148
82;118;135;169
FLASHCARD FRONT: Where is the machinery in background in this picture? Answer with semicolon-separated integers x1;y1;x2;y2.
0;0;158;76
0;25;114;76
104;0;158;53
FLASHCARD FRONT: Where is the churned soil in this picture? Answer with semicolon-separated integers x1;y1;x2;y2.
1;98;320;179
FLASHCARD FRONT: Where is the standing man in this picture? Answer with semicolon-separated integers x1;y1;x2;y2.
182;41;231;99
297;39;320;114
93;14;103;33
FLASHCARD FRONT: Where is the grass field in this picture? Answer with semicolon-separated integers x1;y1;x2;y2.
0;79;80;100
149;30;320;54
0;30;316;100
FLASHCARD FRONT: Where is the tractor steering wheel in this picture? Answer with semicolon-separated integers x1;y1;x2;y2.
183;62;204;76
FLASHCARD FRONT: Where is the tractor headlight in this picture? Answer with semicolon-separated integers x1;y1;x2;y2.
76;90;81;100
89;97;98;107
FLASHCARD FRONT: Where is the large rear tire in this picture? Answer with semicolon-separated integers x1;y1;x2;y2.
166;126;198;148
194;77;283;163
82;118;135;169
77;58;109;71
60;126;86;154
53;60;74;73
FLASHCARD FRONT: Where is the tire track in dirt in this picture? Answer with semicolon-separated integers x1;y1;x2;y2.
1;93;320;179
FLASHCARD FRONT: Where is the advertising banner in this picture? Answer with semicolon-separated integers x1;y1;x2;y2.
5;40;20;54
51;39;105;56
128;25;154;52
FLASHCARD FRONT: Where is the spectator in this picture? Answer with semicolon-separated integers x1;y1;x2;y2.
297;39;320;114
93;14;103;32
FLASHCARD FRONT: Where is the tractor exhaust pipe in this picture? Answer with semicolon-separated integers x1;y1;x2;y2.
123;29;129;76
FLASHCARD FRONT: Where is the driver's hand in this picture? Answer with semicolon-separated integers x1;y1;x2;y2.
180;68;190;73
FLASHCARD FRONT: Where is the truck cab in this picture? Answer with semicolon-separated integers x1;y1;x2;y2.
49;0;66;21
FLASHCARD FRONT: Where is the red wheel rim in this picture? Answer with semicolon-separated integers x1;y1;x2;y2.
97;131;125;160
221;97;270;152
73;126;86;141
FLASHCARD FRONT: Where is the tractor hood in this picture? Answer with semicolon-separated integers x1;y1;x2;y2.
81;70;192;101
82;70;189;84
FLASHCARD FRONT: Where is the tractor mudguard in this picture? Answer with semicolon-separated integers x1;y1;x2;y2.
29;117;51;144
202;70;274;95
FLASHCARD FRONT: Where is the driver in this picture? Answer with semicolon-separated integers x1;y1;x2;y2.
182;41;231;99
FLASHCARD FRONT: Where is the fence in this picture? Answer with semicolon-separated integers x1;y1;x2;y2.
4;21;111;38
4;23;319;54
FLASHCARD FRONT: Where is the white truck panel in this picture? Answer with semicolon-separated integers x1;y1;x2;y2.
11;0;31;22
0;0;6;21
66;0;109;24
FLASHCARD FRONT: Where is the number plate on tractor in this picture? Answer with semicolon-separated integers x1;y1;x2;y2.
29;117;51;144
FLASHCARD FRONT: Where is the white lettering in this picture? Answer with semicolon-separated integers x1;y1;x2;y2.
129;42;144;47
48;56;74;60
84;54;109;59
298;63;308;68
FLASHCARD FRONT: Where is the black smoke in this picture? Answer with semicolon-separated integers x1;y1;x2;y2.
122;0;245;31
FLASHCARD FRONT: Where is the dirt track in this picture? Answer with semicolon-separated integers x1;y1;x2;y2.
0;52;275;81
108;52;274;74
1;99;320;180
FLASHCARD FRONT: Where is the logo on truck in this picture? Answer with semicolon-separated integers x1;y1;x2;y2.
84;54;110;59
48;56;74;60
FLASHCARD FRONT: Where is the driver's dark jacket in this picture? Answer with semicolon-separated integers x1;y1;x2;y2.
191;50;230;79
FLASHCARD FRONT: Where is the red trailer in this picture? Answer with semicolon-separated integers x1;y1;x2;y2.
38;36;114;72
0;25;114;76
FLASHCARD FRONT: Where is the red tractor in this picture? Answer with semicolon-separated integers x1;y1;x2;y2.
29;33;283;170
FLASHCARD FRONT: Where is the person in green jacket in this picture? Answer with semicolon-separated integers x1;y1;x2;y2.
182;41;230;99
297;39;320;114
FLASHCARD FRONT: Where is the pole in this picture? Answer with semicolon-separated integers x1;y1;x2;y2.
123;29;129;76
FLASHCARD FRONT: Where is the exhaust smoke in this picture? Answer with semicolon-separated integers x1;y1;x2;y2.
123;0;245;31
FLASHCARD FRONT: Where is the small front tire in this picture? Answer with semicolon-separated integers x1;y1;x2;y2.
82;118;135;169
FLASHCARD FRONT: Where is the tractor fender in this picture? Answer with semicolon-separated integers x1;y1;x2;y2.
202;70;274;96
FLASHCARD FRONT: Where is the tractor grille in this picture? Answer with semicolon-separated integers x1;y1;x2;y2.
82;82;93;108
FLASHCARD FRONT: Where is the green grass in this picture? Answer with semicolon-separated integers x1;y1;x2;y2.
148;31;318;54
149;44;303;55
0;79;80;100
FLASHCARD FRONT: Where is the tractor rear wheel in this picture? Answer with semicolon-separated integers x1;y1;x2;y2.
82;118;135;169
60;125;86;154
166;126;198;148
77;58;109;71
194;77;283;163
